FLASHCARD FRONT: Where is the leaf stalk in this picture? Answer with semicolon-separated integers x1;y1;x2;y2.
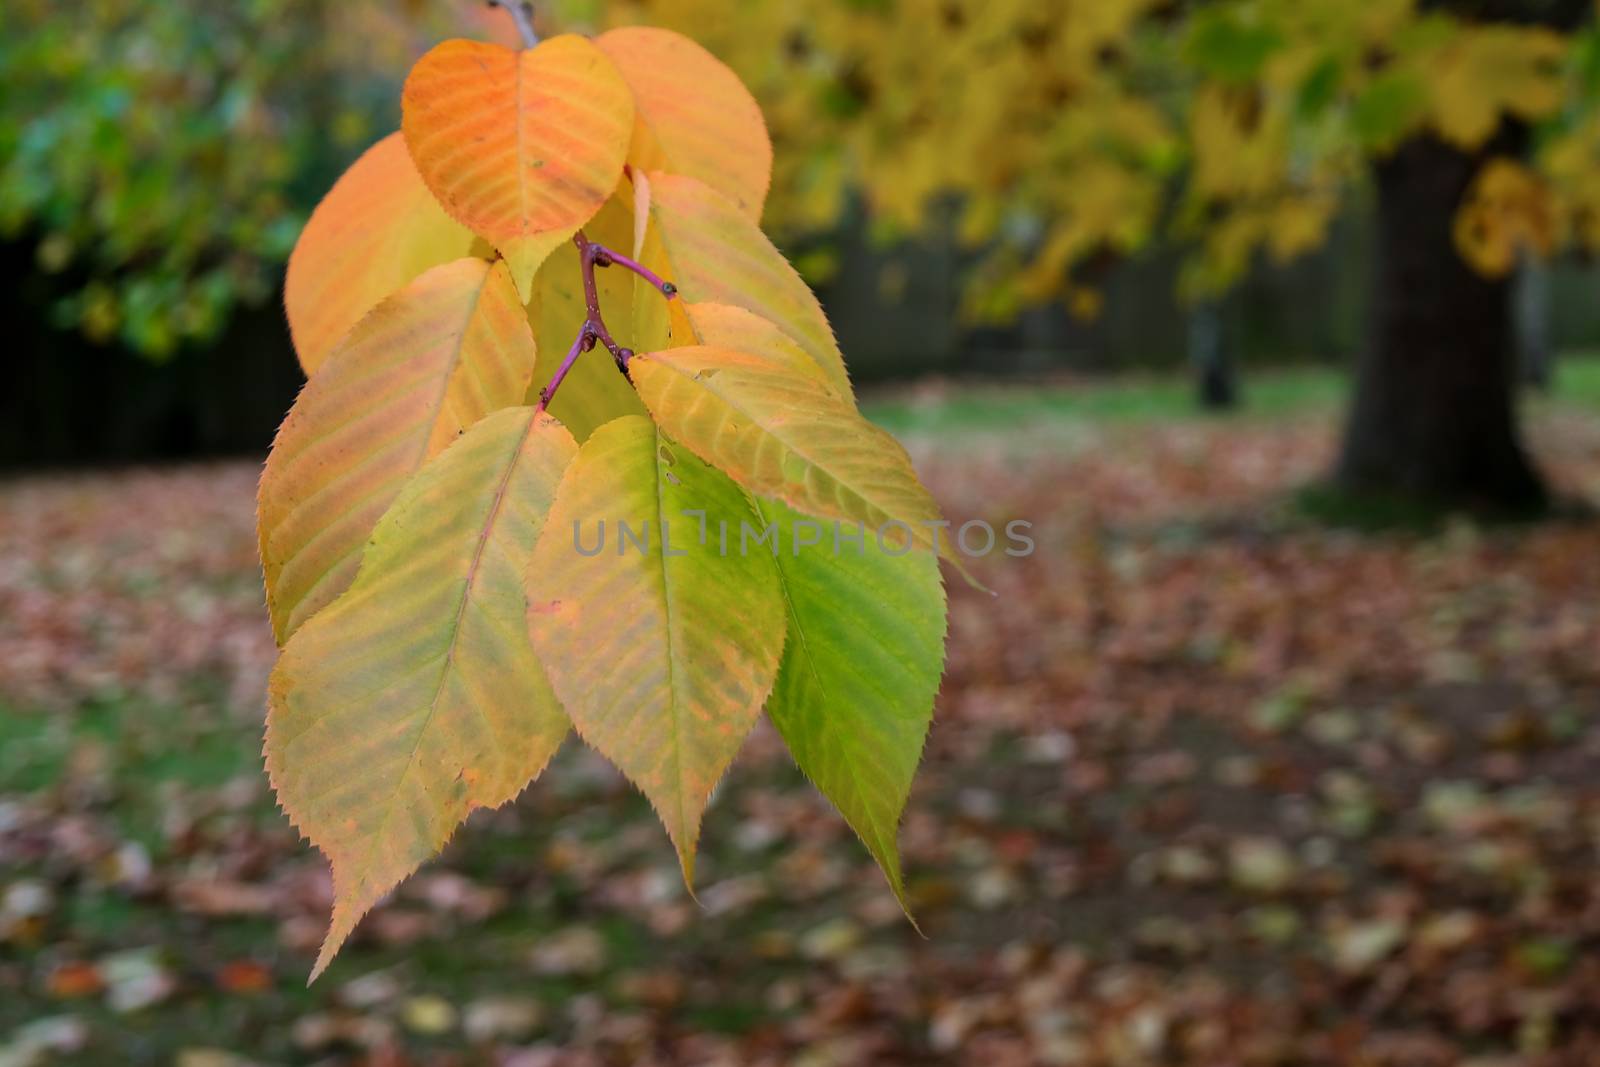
487;1;540;48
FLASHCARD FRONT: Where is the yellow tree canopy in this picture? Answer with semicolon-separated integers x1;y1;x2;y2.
560;0;1599;318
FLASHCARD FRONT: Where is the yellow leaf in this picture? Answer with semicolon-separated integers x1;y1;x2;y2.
1454;158;1554;277
258;258;537;644
640;172;856;403
268;408;574;980
1428;27;1567;149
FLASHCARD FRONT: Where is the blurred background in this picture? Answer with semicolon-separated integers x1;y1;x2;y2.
5;0;1600;1064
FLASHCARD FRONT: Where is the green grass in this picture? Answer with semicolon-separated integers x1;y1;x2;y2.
0;689;267;851
862;353;1600;440
862;365;1345;437
1553;351;1600;406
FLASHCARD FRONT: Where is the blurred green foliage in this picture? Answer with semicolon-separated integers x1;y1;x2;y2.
0;0;456;356
7;0;1597;361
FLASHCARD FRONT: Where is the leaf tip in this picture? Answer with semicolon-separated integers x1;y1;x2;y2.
673;841;702;906
308;894;363;984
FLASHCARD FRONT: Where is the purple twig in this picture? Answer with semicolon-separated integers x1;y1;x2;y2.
592;245;677;298
534;229;678;412
536;329;592;413
576;232;629;368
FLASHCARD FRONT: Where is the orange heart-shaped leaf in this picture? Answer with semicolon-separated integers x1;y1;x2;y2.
402;35;634;299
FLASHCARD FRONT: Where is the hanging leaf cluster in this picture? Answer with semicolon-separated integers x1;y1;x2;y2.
260;21;952;980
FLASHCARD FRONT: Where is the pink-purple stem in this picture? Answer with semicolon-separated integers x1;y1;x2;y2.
536;229;678;413
536;328;591;413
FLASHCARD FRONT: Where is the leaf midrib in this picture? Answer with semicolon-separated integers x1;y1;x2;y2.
649;429;693;864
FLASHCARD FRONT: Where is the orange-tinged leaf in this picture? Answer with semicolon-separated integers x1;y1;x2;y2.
597;27;772;221
640;172;855;403
268;408;575;981
46;962;104;999
525;416;784;883
284;133;481;376
215;960;274;995
258;258;537;644
401;36;634;300
630;345;955;566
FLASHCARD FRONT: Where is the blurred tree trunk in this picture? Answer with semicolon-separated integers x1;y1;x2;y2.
1188;300;1238;410
1516;255;1553;390
1333;132;1547;513
1334;0;1590;512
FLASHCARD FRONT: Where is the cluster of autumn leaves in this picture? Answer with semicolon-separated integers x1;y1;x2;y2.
260;28;952;979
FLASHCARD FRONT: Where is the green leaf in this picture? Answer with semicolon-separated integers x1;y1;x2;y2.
1351;71;1428;151
1185;10;1284;85
756;496;947;910
266;408;576;981
525;415;785;882
1296;55;1343;120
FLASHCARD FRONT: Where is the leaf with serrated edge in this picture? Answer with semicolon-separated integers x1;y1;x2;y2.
638;172;854;403
402;36;633;300
525;415;784;883
268;408;575;981
754;496;946;913
526;195;648;440
259;257;537;644
597;27;772;221
630;345;958;566
285;132;482;376
683;303;837;391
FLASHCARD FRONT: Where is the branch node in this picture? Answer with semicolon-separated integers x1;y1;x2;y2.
535;230;674;409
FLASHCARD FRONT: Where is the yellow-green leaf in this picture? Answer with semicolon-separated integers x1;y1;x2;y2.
401;36;634;299
639;172;854;402
629;345;953;564
525;415;784;882
683;302;838;391
266;407;575;981
755;496;947;912
259;258;537;644
284;132;482;377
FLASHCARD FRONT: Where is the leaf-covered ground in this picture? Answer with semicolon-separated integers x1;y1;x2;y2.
3;376;1600;1066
